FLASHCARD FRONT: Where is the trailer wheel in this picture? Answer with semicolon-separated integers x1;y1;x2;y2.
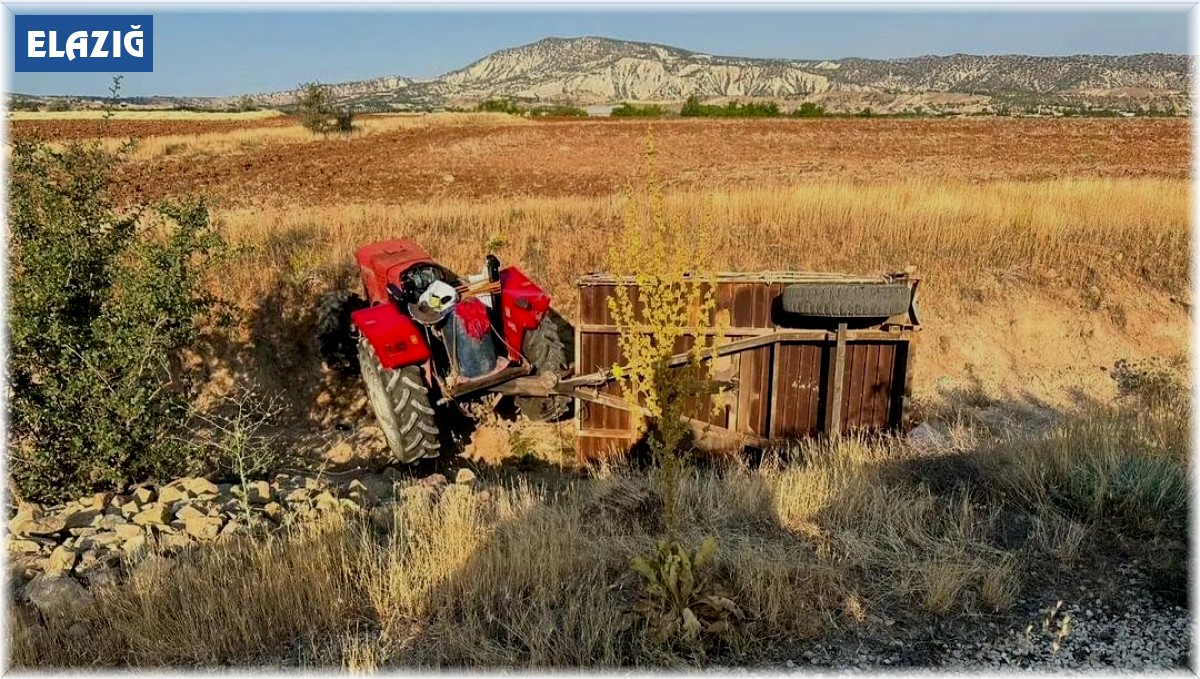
317;290;367;374
515;311;572;422
780;283;912;319
358;337;440;462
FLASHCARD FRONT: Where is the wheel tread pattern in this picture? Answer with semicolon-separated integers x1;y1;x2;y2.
514;312;572;422
357;338;439;463
317;290;367;374
780;283;912;318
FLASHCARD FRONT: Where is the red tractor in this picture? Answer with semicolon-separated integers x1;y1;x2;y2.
317;239;571;462
320;239;924;463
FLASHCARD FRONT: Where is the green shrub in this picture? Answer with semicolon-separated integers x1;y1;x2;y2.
610;102;668;118
8;135;226;503
680;96;781;118
10;99;42;112
528;104;588;117
476;100;586;117
791;102;826;117
982;397;1187;536
476;99;526;115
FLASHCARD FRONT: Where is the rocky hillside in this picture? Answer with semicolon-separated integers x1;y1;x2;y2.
249;75;413;108
278;36;1190;113
11;36;1190;114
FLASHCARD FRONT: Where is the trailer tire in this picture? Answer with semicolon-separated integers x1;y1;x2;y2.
780;283;912;319
515;312;572;422
317;290;367;374
358;337;440;462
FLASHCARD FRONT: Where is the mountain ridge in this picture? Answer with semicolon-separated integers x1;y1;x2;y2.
10;36;1191;114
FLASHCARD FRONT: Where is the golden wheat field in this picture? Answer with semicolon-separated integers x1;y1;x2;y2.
8;112;1191;669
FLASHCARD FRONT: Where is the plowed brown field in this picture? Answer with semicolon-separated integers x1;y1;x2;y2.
14;116;1184;206
9;115;292;142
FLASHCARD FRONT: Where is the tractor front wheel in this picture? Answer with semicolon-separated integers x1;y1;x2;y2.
358;337;440;462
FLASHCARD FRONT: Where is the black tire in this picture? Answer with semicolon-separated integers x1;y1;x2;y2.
358;337;440;462
780;283;912;318
514;311;572;422
317;290;367;374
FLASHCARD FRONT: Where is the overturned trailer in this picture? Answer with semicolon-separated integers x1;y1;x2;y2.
569;271;922;459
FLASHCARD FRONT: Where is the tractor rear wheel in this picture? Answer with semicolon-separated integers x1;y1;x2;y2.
317;290;367;374
358;337;440;462
514;311;572;422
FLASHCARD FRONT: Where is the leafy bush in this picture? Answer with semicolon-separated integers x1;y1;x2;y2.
476;99;526;115
528;104;588;117
791;102;826;117
10;98;42;112
8;135;225;503
610;102;668;118
680;96;781;118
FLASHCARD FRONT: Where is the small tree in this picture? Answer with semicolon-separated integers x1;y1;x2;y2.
607;133;723;533
296;82;354;134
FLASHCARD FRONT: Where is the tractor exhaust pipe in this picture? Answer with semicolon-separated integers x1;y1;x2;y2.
486;254;505;357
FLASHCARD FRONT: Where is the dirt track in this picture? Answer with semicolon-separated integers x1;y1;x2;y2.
72;116;1191;206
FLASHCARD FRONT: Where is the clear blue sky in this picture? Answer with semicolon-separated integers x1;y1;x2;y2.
6;7;1192;98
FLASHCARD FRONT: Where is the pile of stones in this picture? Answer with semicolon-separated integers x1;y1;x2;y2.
8;466;479;617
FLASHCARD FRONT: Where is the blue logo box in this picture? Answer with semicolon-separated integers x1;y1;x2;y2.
15;15;153;72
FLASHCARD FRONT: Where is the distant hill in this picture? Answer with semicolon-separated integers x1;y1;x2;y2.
10;36;1191;115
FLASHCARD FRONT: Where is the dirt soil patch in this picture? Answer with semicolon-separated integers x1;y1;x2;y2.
89;117;1190;207
9;115;294;141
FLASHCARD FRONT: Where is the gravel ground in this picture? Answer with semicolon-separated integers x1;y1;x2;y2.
774;599;1190;671
744;561;1192;672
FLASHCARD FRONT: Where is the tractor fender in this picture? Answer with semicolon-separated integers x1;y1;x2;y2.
351;303;431;370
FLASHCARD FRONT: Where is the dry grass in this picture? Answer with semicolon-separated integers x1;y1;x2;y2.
213;177;1189;319
11;390;1185;668
91;112;529;160
16;112;530;160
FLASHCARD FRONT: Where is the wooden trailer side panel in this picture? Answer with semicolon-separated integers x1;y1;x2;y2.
770;343;825;438
576;277;917;459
